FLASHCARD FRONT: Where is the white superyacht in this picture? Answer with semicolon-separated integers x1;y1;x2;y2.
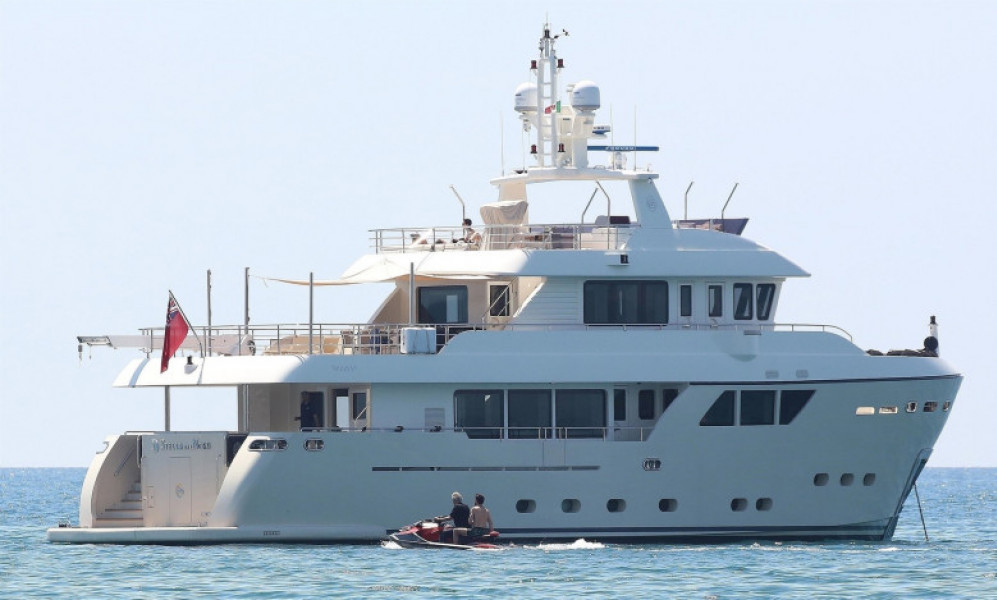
49;24;961;544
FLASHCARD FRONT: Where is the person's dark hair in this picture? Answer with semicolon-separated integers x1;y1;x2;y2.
475;493;484;505
463;218;473;226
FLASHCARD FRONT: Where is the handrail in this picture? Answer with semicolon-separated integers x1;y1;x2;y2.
113;444;137;478
94;320;852;357
370;222;636;254
291;425;654;441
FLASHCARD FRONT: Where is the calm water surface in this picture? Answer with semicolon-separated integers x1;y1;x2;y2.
1;468;994;598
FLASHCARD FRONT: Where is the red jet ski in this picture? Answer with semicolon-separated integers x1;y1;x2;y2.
388;517;500;550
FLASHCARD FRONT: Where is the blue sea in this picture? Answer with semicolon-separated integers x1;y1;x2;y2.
1;468;993;598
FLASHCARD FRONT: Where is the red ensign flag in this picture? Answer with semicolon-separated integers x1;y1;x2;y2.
161;293;190;372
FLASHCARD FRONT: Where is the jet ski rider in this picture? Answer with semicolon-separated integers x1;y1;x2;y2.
438;491;470;544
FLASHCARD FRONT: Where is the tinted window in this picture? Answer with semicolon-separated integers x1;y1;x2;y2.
740;390;775;425
418;286;468;324
756;284;776;320
680;285;692;317
454;389;504;439
613;389;626;421
638;389;655;420
700;391;735;426
708;285;723;318
662;389;678;413
508;389;551;439
584;281;669;324
489;284;510;317
780;390;814;424
733;283;753;320
556;389;606;438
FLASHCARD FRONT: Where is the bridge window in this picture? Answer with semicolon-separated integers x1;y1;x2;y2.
708;284;723;317
733;283;753;320
680;284;692;317
583;281;669;324
756;284;776;320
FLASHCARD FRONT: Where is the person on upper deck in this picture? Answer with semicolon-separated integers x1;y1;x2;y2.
461;218;482;245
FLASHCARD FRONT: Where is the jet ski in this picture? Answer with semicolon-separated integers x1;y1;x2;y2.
388;517;500;550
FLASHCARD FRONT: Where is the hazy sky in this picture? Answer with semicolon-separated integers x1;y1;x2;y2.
1;0;995;467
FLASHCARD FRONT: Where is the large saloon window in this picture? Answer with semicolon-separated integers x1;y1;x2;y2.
418;286;468;324
779;390;814;424
556;389;607;438
756;284;776;321
733;283;753;320
740;390;775;425
583;281;669;324
700;391;735;426
454;389;504;439
508;389;552;439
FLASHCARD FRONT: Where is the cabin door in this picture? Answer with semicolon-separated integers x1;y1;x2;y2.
351;390;369;429
169;457;192;526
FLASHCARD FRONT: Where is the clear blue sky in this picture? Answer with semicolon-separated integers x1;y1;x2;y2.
1;0;994;467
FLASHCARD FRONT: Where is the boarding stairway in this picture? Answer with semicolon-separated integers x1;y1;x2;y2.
94;480;144;528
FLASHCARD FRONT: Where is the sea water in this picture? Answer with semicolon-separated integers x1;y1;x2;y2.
1;468;993;599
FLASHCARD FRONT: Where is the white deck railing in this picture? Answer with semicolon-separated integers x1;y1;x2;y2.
371;223;634;253
102;321;851;357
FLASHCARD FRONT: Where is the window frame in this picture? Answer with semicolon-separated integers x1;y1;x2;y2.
583;280;669;325
417;285;469;324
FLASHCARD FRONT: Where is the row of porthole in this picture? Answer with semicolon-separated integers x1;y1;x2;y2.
856;401;951;416
515;498;680;514
814;472;875;486
731;497;772;512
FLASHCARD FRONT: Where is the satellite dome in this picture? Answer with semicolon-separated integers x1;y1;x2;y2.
514;82;538;113
570;80;600;111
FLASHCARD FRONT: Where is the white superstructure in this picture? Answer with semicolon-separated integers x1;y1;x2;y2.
49;24;960;544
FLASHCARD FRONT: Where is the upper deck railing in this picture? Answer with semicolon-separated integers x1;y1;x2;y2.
371;222;635;254
79;321;853;358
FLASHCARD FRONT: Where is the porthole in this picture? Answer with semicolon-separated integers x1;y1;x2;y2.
658;498;678;512
879;406;898;414
840;473;855;486
906;402;918;413
248;439;288;451
730;498;748;511
607;499;626;513
303;439;324;451
515;499;536;513
943;401;952;411
561;499;581;513
813;473;829;486
855;406;875;415
755;498;773;511
642;458;662;471
863;473;876;486
923;402;938;413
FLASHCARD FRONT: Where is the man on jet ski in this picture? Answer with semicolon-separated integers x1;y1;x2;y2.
436;491;470;544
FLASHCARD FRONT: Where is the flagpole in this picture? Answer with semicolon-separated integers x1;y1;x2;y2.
169;289;204;357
